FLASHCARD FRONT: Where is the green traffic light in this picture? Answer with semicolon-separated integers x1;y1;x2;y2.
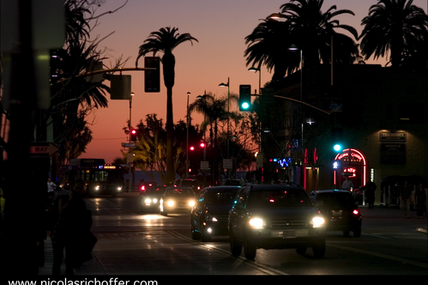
241;102;250;110
333;144;342;152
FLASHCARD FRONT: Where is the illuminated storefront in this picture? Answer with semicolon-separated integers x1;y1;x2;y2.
333;148;367;189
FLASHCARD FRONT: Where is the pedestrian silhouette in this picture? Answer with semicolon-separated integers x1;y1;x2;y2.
400;181;412;219
51;179;96;275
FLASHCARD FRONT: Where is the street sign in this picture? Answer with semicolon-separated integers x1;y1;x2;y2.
122;142;136;148
200;161;210;170
29;142;59;156
223;159;233;169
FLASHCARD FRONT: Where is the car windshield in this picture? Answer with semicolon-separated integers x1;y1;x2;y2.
248;189;312;208
316;192;356;208
204;189;239;205
165;189;194;197
181;180;198;187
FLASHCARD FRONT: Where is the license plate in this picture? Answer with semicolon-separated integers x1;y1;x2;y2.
282;231;296;239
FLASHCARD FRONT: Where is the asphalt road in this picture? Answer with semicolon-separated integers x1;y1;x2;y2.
40;192;427;277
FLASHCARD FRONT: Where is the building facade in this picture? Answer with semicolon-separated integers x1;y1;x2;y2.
269;64;428;205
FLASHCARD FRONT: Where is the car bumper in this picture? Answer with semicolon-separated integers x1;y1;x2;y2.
326;219;361;231
247;228;325;249
203;222;229;236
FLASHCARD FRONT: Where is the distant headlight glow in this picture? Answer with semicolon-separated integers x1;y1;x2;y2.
188;200;195;207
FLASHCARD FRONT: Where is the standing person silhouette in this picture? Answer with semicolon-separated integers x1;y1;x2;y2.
52;179;93;275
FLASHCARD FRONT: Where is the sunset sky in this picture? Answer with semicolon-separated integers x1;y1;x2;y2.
79;0;427;163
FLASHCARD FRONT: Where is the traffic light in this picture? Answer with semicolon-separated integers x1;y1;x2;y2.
331;127;343;152
130;128;138;141
144;56;160;92
239;84;251;111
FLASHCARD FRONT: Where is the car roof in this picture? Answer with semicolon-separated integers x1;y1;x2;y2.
312;189;353;194
203;186;241;191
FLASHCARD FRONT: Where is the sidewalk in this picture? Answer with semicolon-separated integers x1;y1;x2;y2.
37;205;427;276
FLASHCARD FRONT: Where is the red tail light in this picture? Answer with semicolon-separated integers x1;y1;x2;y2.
141;185;145;191
352;209;359;215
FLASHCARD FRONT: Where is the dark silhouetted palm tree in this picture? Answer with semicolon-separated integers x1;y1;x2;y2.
360;0;428;67
245;0;359;81
136;27;198;182
280;0;359;68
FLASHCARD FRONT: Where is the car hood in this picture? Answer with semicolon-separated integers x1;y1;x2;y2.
248;207;320;220
203;204;234;215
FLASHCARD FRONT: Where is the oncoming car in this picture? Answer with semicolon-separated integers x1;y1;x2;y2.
88;178;123;197
191;186;241;241
228;185;326;260
139;188;164;213
159;188;196;216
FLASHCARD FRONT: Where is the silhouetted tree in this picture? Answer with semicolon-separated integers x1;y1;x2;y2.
136;27;198;183
245;0;359;81
360;0;428;68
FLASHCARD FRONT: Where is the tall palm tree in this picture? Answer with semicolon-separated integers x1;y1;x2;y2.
360;0;428;67
280;0;359;69
245;0;359;81
245;19;297;81
136;27;198;182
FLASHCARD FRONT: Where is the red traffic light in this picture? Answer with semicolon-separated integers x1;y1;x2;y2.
130;128;138;141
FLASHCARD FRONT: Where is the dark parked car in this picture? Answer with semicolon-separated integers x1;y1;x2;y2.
159;188;196;216
191;186;241;241
228;185;326;260
310;189;362;237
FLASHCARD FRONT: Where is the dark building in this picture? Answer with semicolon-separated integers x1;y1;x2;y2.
267;64;428;205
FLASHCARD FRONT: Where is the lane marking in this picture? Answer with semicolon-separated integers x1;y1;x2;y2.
168;231;289;275
327;243;428;269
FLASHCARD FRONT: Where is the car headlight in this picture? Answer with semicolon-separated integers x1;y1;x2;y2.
117;186;122;191
249;218;264;229
152;198;158;204
188;200;195;207
167;200;175;207
205;213;218;222
144;198;152;204
94;185;100;191
311;217;325;228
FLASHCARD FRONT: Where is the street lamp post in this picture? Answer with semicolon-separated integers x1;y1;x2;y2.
248;66;261;94
288;45;305;187
186;92;190;178
128;91;135;192
219;78;230;178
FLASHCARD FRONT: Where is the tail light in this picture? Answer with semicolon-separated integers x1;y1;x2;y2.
141;185;145;191
352;209;359;215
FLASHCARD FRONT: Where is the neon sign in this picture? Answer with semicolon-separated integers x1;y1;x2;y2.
333;148;367;187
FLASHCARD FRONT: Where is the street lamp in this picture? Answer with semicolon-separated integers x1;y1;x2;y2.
186;92;190;178
128;91;135;192
219;78;230;178
248;66;261;94
288;45;305;187
218;78;230;159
